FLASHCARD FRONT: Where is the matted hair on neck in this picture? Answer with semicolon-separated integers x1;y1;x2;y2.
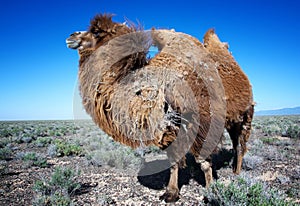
89;13;116;36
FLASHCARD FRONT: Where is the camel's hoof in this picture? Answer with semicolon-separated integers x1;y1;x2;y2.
233;170;241;175
232;166;241;174
159;189;180;202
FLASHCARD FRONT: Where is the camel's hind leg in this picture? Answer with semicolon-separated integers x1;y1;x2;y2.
238;105;254;173
229;105;254;174
228;125;241;174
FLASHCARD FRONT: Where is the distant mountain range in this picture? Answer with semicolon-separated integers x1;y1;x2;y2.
255;106;300;116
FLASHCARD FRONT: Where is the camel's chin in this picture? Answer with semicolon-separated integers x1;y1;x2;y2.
66;43;80;49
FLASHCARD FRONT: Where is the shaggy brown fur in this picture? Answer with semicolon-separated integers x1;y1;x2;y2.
66;14;252;202
89;14;134;48
203;29;253;121
203;29;254;174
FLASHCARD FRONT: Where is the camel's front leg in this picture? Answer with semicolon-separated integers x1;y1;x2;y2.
195;157;213;188
200;160;213;187
159;163;180;202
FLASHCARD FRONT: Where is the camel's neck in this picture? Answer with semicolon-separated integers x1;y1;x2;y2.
79;25;149;85
79;51;147;87
77;27;148;144
78;48;95;66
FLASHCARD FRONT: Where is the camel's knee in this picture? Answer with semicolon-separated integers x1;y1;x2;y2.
200;161;213;187
195;158;213;188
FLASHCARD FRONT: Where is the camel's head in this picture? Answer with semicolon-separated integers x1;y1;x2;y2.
66;14;132;52
66;14;134;65
66;31;97;51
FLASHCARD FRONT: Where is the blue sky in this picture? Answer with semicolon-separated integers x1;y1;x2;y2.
0;0;299;120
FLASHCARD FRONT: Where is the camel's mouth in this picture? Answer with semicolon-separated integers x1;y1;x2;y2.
66;39;81;49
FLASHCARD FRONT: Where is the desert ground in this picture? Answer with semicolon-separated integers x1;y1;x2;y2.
0;115;299;205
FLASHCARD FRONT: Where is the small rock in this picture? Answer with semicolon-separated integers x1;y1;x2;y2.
36;142;44;147
277;175;290;184
6;143;12;148
21;136;32;143
259;171;278;181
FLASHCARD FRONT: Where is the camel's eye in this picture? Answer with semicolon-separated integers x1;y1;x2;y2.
70;32;82;37
92;32;100;38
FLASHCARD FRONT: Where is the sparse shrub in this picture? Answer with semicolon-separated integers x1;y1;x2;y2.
0;137;11;148
286;124;300;139
277;175;290;184
262;124;281;136
34;126;49;138
144;145;162;155
43;139;83;157
204;176;296;206
260;137;279;144
0;128;13;137
47;144;57;157
11;135;34;144
83;135;142;170
252;122;262;130
286;187;299;199
33;166;80;206
97;195;116;205
55;132;62;137
254;115;300;139
0;147;12;160
22;152;36;160
87;145;142;169
54;139;82;157
32;195;50;206
35;137;53;147
12;136;23;144
255;125;262;129
106;147;142;169
242;154;263;170
22;152;48;168
49;130;56;137
50;192;72;206
49;167;81;193
249;138;264;154
0;160;8;175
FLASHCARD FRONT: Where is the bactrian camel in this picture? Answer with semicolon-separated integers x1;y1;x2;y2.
66;14;253;202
